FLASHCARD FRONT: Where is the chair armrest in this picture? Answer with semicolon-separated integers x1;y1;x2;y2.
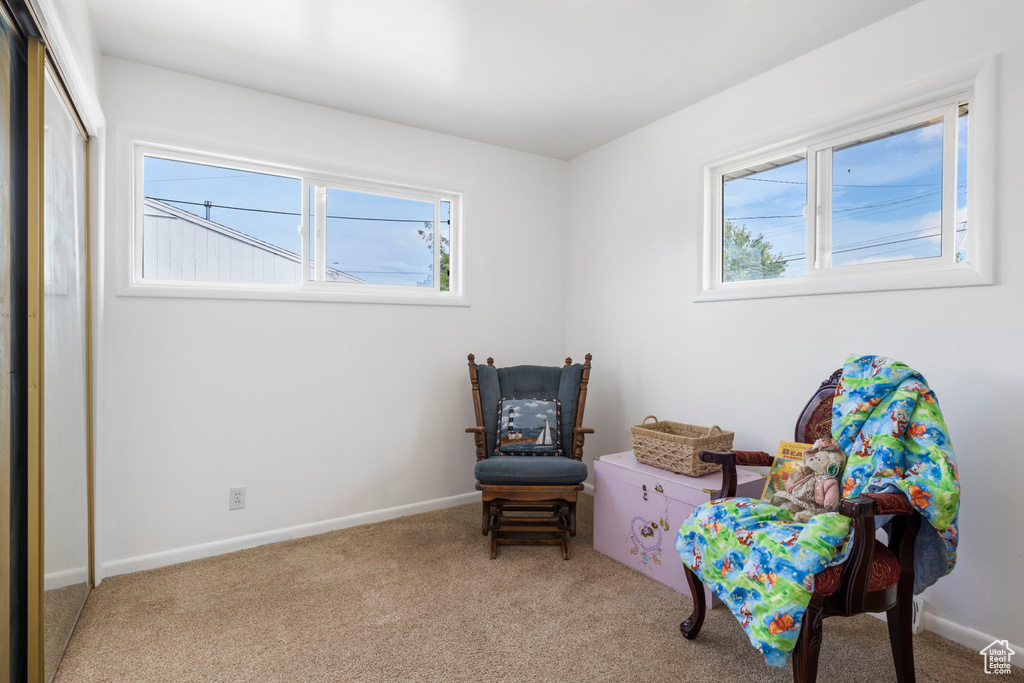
733;450;775;467
699;450;733;466
571;427;594;460
835;494;922;615
862;491;917;516
698;450;775;467
699;450;774;500
837;495;877;519
835;496;878;614
465;427;487;461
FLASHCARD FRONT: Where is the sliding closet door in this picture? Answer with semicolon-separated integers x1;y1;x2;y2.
0;8;20;678
39;65;89;683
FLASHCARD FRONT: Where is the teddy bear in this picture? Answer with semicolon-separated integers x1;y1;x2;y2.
770;437;847;523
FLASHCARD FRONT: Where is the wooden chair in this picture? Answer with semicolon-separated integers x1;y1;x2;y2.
466;354;593;559
680;369;922;683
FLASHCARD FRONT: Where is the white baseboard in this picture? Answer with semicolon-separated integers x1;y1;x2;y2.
44;566;89;591
868;608;1020;656
99;490;482;580
925;611;1022;656
582;482;594;495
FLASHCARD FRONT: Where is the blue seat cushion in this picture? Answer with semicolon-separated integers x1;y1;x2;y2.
474;456;588;486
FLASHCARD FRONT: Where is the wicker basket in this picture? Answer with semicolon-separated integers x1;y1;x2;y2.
630;416;734;477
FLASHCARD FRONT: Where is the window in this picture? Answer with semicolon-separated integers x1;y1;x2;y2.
133;145;461;303
700;84;990;301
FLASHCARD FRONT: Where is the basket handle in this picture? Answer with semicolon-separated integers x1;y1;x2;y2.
707;425;723;436
642;415;659;424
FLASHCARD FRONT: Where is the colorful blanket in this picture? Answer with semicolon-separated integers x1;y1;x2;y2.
675;355;960;667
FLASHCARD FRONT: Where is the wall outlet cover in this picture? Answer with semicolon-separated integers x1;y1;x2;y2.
229;486;246;510
911;597;924;634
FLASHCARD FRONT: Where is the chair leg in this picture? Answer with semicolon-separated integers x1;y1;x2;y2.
481;501;489;535
887;583;917;683
792;598;824;683
680;565;706;639
568;500;577;537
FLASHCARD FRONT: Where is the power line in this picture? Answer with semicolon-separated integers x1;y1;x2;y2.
145;174;251;183
146;196;449;224
734;177;942;188
775;225;966;264
335;270;429;274
833;188;942;214
725;184;961;222
725;213;804;220
730;184;965;240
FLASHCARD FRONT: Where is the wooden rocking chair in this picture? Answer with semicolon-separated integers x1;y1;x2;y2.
680;369;923;683
466;354;593;559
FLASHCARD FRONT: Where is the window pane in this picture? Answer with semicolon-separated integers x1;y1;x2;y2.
308;184;315;280
831;118;943;267
142;157;302;283
722;154;807;282
440;200;451;292
956;106;968;263
324;188;435;286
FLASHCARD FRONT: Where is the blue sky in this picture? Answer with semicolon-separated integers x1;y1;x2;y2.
722;112;969;280
325;188;434;286
144;157;441;286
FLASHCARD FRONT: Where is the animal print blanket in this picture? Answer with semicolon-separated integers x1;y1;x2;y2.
675;355;960;667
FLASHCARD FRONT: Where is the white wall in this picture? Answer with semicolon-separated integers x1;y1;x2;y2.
567;0;1023;652
43;0;103;131
97;58;569;575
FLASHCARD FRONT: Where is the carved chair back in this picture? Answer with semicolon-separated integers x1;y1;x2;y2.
794;368;843;444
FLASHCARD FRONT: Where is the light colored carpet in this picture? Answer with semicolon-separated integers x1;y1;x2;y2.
56;495;1020;682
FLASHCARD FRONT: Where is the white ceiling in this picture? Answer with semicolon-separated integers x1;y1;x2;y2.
85;0;921;159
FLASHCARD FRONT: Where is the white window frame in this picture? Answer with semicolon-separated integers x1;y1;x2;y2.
696;60;996;302
125;142;466;306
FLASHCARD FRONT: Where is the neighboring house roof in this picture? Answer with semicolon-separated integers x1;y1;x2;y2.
142;198;363;284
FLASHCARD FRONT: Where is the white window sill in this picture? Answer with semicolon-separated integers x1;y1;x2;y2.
118;280;470;306
695;263;993;302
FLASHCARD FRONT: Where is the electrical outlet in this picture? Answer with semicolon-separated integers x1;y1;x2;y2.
911;596;924;634
229;486;246;510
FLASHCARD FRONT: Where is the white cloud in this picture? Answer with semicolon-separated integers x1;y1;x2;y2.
912;124;943;143
836;253;918;266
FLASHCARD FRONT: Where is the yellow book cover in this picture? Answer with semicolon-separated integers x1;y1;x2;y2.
760;441;814;501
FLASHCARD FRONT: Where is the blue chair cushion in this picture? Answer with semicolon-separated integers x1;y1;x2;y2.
474;456;588;486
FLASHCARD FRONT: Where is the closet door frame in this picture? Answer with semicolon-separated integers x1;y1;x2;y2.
0;3;27;678
25;34;94;683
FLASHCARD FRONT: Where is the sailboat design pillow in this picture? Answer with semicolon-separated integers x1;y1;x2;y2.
496;398;562;456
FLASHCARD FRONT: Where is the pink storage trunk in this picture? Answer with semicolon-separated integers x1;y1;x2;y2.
593;451;764;605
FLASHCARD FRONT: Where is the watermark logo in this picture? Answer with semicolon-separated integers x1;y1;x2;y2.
980;640;1015;675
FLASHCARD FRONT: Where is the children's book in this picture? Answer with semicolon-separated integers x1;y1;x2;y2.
760;441;813;501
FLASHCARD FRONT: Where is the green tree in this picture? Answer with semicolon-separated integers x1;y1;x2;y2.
722;220;786;282
417;223;450;291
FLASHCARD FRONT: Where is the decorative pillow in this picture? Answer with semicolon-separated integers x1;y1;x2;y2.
496;398;562;456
